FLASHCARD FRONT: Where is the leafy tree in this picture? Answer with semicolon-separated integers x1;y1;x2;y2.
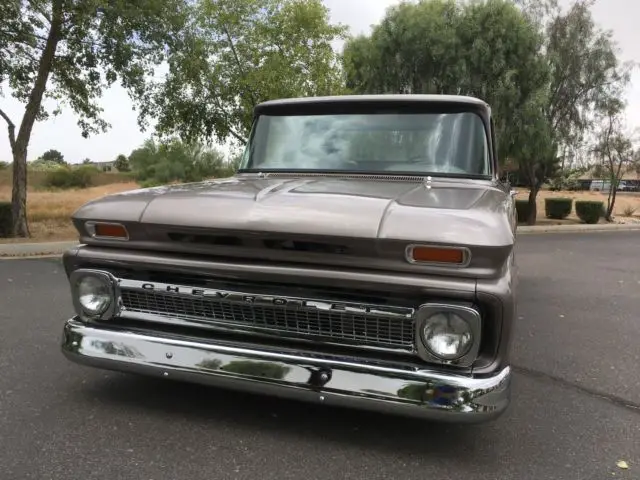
128;138;227;187
515;0;632;223
82;158;92;165
113;154;130;172
512;93;560;222
143;0;348;147
0;0;189;237
343;0;631;225
342;0;549;163
0;161;8;170
40;148;65;164
592;98;636;221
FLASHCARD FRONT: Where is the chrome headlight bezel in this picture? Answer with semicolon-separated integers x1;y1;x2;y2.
415;303;482;367
69;269;118;321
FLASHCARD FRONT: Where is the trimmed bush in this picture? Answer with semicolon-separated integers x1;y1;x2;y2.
515;200;530;223
544;197;573;219
0;202;11;237
575;200;603;224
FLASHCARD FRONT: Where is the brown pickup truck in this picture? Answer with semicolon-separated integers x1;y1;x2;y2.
61;94;517;423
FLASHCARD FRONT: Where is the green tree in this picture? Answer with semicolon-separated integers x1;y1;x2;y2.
144;0;348;147
82;158;92;165
113;154;130;172
40;148;65;164
129;138;227;187
592;98;636;221
342;0;549;164
0;0;189;237
342;0;631;225
515;0;632;223
512;92;560;223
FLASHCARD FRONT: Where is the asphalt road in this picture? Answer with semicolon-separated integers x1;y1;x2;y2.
1;232;639;480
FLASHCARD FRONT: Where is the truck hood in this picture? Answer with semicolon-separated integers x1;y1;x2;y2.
74;175;514;248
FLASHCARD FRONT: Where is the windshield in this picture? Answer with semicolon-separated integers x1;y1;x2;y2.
241;111;491;177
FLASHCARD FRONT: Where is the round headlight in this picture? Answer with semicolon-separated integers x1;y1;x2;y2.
77;275;112;315
422;312;473;360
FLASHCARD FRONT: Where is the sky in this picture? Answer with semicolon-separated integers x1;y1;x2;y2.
0;0;638;164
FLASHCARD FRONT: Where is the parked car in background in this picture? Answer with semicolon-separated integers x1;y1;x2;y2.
618;180;640;192
61;94;517;423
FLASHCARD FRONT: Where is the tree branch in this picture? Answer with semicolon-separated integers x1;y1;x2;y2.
29;1;52;24
0;108;17;152
15;0;64;150
228;127;247;145
221;22;258;108
0;28;49;43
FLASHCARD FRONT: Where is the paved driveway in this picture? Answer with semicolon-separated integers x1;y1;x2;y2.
0;232;638;480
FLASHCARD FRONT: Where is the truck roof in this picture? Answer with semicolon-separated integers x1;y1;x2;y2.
254;94;491;116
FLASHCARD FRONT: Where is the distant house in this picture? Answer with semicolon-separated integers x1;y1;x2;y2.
84;160;116;172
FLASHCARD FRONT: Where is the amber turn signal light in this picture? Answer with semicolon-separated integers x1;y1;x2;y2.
87;222;129;240
407;245;468;265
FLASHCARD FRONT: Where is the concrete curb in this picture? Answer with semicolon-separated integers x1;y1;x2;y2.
516;223;640;235
0;241;78;258
1;223;639;258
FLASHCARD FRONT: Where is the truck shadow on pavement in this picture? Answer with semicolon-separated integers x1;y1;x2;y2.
77;371;494;459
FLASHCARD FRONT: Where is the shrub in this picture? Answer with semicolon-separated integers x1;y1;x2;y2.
515;200;530;223
44;165;97;189
0;202;12;237
29;159;68;171
73;165;100;186
575;200;604;224
544;197;573;219
622;205;637;217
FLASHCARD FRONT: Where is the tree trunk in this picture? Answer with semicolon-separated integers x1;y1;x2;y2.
606;183;617;222
526;186;538;225
10;0;63;237
11;148;30;236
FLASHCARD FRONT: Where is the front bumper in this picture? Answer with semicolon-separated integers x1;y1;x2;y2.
61;318;511;423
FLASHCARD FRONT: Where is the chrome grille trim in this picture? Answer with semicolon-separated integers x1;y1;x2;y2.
115;278;416;352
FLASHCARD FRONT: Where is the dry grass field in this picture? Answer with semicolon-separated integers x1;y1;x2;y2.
1;179;640;243
0;182;139;243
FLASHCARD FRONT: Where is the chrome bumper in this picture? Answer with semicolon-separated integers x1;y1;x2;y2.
61;318;511;423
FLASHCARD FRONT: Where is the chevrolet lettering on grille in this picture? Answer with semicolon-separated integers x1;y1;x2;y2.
123;279;414;319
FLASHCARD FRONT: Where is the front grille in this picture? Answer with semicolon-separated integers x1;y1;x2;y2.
119;288;416;351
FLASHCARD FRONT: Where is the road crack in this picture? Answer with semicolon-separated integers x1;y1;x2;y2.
512;365;640;413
